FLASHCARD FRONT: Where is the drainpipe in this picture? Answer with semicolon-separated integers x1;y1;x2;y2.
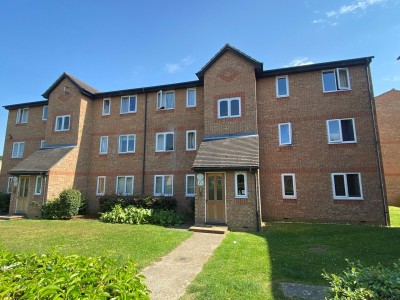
141;89;148;195
365;64;389;226
252;168;260;231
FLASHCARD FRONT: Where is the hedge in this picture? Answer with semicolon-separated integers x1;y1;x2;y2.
42;189;82;220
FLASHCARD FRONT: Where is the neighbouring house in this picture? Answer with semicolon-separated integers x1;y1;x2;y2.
376;89;400;206
0;44;389;230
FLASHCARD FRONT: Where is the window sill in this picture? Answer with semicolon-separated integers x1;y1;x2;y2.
16;122;28;125
323;89;352;94
156;109;174;114
334;198;364;201
120;111;137;115
276;95;289;99
328;142;357;147
186;149;197;152
186;106;197;109
186;194;195;197
118;152;136;154
217;115;241;119
283;197;297;200
101;114;110;117
279;144;293;147
33;193;42;196
235;195;248;199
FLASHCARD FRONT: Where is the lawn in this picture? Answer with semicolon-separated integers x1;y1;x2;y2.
0;219;192;269
389;205;400;226
183;220;400;299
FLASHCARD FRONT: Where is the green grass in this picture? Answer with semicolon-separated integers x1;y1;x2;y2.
389;206;400;227
183;223;400;300
0;219;192;269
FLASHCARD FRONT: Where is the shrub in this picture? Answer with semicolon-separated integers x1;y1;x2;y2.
42;189;82;220
0;192;10;213
323;260;400;299
150;209;184;227
0;250;150;299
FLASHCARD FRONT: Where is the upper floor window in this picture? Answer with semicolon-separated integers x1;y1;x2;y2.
42;106;48;120
55;115;70;132
218;97;241;119
154;175;173;196
186;174;195;196
156;132;174;152
116;176;134;195
331;173;363;200
327;118;356;144
16;108;29;124
34;176;43;195
120;96;136;114
12;142;25;158
100;136;108;154
186;89;196;107
118;134;136;153
322;68;350;92
276;76;289;98
279;123;292;146
186;130;196;151
235;172;248;198
103;99;111;115
282;173;297;199
157;91;175;110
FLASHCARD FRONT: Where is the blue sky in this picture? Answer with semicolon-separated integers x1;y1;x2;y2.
0;0;399;155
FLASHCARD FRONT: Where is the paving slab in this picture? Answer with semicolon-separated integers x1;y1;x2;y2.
281;282;328;300
142;232;225;300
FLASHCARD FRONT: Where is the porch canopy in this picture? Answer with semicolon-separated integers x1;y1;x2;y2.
9;145;75;175
192;134;259;171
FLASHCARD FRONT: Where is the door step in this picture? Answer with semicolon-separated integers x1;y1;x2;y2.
0;215;25;221
189;224;228;234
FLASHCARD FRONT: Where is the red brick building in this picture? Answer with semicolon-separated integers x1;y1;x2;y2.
1;45;389;230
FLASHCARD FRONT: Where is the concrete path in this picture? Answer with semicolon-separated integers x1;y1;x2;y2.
142;232;225;300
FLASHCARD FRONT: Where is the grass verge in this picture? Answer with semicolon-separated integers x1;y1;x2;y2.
389;205;400;227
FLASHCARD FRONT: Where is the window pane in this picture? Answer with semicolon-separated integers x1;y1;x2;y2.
155;177;163;194
187;176;195;195
129;97;136;111
117;177;125;194
21;110;28;123
156;134;164;151
187;90;195;106
63;116;70;130
126;177;133;195
120;136;127;152
231;99;240;116
164;176;173;195
328;120;341;142
127;136;135;152
103;100;110;114
166;134;174;151
323;71;337;92
165;92;174;109
217;177;223;200
97;177;105;194
12;144;18;157
334;175;346;196
100;137;108;153
236;174;245;195
56;117;63;130
284;176;294;196
187;132;195;149
219;101;228;117
277;77;288;96
121;98;129;112
347;174;361;197
35;176;42;194
208;177;214;200
43;106;48;120
341;119;355;142
338;69;349;89
19;143;24;157
280;124;291;144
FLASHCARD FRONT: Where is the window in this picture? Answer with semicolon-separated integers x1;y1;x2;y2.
12;142;25;158
34;176;43;195
118;135;135;153
154;175;173;196
322;68;350;92
120;96;136;114
18;177;29;197
96;176;106;195
186;175;195;196
186;130;196;151
116;176;134;195
157;91;175;109
281;174;296;199
42;106;48;120
279;123;292;146
40;140;46;148
103;99;111;115
332;173;363;200
327;119;356;143
7;177;13;194
16;108;29;124
99;136;108;154
235;172;248;198
186;89;196;107
156;132;174;152
276;76;289;97
55;115;70;131
218;97;241;118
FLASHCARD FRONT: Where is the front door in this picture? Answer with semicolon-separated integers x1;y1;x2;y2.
16;176;29;214
206;173;225;223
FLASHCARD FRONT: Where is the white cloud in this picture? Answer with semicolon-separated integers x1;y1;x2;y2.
286;57;314;67
312;19;325;24
383;75;400;82
164;55;195;74
326;0;386;18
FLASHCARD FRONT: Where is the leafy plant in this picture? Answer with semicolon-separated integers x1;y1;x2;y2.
0;250;150;299
42;189;83;220
0;192;10;213
323;260;400;299
150;209;184;227
99;194;177;212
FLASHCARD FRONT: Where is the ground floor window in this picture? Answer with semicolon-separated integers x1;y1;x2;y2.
7;177;13;194
154;175;173;196
186;175;195;196
116;176;134;195
34;176;43;195
331;173;363;200
281;174;296;199
235;172;248;198
97;176;106;195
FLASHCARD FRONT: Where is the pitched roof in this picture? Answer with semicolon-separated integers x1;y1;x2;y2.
3;100;48;110
9;146;75;175
42;72;100;99
196;44;263;79
375;88;400;100
192;135;259;170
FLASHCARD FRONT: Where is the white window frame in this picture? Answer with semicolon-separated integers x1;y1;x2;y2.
54;115;70;132
42;106;48;121
99;136;109;154
16;108;29;124
186;88;197;108
326;118;357;144
156;132;174;152
331;173;363;200
96;176;106;196
281;173;297;199
217;97;241;119
7;177;13;194
116;176;134;195
118;134;136;153
12;142;25;158
40;140;46;148
120;96;137;114
34;176;43;195
279;123;292;146
186;174;195;197
186;130;197;151
235;172;248;198
276;75;289;98
157;90;175;110
102;98;111;116
154;175;174;196
322;68;351;93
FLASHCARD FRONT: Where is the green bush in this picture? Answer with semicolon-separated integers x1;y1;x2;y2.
42;189;82;220
323;260;400;299
100;205;183;227
0;250;150;299
0;192;10;213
